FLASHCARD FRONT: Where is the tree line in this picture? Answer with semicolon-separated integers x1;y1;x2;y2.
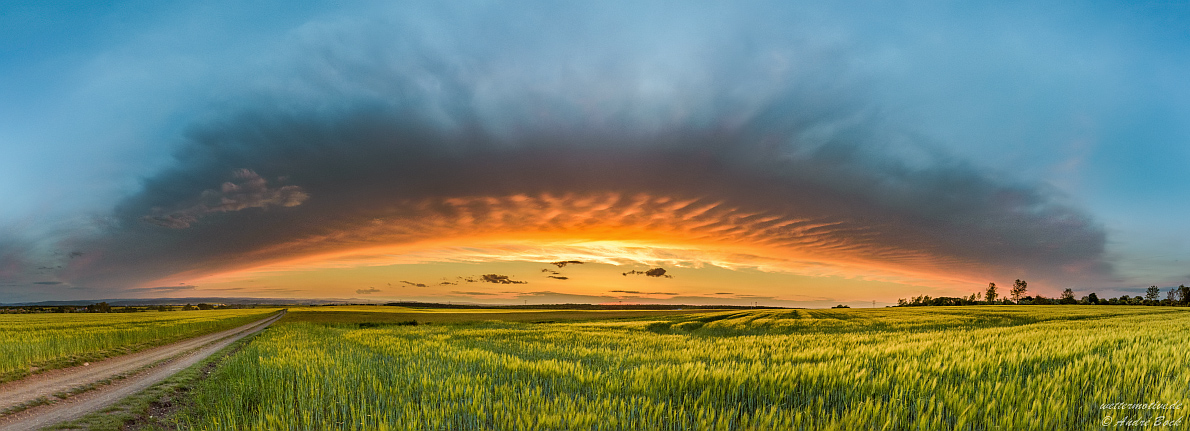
0;302;231;313
897;280;1190;307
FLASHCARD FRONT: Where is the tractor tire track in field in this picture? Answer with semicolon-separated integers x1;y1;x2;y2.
0;311;285;431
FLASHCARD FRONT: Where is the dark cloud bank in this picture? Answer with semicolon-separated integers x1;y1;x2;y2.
33;2;1109;294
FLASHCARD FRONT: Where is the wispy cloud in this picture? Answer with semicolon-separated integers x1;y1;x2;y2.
609;290;677;295
451;291;497;296
142;169;307;229
127;284;198;293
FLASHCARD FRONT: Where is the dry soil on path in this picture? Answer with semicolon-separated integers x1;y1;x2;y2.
0;311;284;431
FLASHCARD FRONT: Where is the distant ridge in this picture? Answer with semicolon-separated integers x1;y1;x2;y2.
384;301;790;310
1;298;790;309
0;297;380;307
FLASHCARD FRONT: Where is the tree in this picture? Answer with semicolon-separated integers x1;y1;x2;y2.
1179;285;1190;305
1011;279;1028;302
1146;286;1161;303
197;303;214;310
86;302;111;313
1060;288;1076;304
182;303;196;311
1087;292;1099;304
985;282;998;303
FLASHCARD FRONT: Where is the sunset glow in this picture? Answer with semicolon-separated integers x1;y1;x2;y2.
4;1;1188;306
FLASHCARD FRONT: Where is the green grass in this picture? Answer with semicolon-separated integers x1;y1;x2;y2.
279;306;724;326
0;309;279;382
172;306;1190;430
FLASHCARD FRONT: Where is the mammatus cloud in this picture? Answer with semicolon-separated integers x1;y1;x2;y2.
356;286;381;294
142;169;308;229
623;268;673;278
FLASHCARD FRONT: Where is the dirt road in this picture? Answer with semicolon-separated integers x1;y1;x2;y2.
0;311;284;431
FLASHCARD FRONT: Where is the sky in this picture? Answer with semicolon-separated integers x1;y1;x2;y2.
2;1;1190;307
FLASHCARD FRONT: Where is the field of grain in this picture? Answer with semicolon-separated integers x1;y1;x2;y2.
280;305;723;326
0;308;279;382
174;306;1190;430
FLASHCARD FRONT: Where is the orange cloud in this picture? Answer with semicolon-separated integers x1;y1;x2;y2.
157;191;995;290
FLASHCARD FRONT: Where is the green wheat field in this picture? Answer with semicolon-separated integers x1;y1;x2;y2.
0;308;278;383
134;305;1190;430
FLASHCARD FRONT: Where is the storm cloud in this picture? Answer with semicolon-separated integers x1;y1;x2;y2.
28;1;1112;295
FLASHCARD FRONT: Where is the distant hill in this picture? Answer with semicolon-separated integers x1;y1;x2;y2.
1;298;789;309
0;297;381;307
383;301;789;310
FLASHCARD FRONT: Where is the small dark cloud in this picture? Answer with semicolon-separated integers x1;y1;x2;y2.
623;268;673;278
439;281;458;285
69;251;84;259
547;276;569;280
399;280;428;288
732;294;776;299
142;169;308;229
481;274;527;284
550;261;584;268
356;287;381;294
33;281;63;285
128;284;198;292
714;292;733;295
515;291;610;302
541;269;560;274
610;289;677;295
451;291;497;296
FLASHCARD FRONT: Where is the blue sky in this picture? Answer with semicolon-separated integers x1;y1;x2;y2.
2;1;1190;303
